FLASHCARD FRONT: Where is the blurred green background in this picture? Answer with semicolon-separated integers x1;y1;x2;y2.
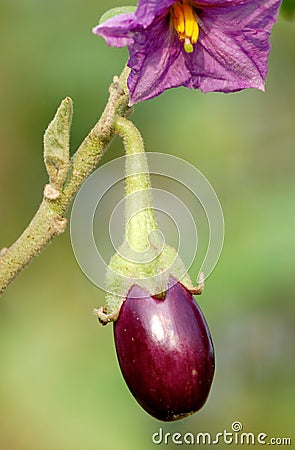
0;1;294;449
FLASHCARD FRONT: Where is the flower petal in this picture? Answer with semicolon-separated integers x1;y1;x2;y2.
93;12;136;47
127;19;192;104
184;0;282;92
135;0;175;27
193;0;282;33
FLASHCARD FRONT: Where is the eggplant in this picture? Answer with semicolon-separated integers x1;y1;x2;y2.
114;277;215;421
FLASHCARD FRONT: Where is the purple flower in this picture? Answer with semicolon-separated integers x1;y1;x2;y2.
114;277;214;421
93;0;282;104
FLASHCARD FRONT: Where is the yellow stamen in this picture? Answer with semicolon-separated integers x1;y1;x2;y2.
171;1;199;53
191;20;199;44
172;4;185;35
183;4;194;39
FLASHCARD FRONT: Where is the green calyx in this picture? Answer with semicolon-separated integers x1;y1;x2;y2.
94;117;197;325
104;243;194;316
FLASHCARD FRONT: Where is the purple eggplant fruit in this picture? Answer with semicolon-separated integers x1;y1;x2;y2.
114;277;215;421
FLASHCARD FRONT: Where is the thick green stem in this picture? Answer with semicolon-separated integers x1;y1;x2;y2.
0;68;131;296
113;117;158;253
97;116;196;324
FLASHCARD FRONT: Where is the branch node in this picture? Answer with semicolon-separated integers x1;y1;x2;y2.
44;184;61;200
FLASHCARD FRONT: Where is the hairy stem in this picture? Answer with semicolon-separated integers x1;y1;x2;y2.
113;116;159;253
0;67;131;296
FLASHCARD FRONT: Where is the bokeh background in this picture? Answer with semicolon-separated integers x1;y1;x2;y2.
0;1;294;449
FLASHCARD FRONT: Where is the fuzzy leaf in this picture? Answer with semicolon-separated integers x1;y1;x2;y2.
99;6;136;25
44;97;73;190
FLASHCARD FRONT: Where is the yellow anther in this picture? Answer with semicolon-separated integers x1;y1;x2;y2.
171;1;199;53
172;3;185;35
191;20;199;44
183;4;195;39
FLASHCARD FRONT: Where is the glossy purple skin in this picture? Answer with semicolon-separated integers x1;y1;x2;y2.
114;279;214;421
